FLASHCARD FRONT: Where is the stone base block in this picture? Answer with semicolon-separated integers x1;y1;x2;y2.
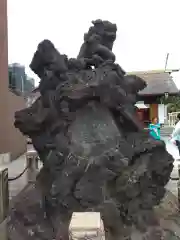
69;212;105;240
26;150;39;183
26;149;38;158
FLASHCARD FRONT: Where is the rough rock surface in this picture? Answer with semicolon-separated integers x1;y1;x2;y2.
10;19;174;239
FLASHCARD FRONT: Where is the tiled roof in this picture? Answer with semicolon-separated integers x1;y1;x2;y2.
127;70;179;96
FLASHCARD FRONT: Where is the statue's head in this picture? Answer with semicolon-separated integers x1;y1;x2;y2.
84;19;117;50
14;98;48;136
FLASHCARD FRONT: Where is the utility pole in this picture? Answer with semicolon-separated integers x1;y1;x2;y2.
164;53;169;72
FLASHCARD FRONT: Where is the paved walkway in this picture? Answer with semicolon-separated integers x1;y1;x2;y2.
0;145;36;199
3;154;27;199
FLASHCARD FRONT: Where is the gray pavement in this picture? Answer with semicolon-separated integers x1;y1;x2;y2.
3;153;27;199
0;145;34;199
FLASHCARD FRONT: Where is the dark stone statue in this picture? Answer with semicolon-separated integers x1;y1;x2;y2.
9;20;174;240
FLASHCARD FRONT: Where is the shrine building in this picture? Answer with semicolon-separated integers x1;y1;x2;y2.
127;70;179;126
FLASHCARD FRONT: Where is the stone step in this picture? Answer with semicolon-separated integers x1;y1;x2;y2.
161;132;172;136
160;127;173;136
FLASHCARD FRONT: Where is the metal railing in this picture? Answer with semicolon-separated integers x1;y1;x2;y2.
0;150;39;240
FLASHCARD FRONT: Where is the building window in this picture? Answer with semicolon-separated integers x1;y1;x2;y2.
9;71;16;90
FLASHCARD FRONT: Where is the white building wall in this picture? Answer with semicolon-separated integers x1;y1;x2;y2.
158;104;165;124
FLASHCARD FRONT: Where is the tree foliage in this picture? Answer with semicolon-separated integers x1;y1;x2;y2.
160;95;180;113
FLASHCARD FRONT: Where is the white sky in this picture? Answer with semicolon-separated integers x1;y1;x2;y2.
7;0;180;87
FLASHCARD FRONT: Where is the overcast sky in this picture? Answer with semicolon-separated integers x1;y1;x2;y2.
7;0;180;87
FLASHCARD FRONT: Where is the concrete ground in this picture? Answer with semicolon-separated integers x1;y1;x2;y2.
0;145;34;199
3;153;27;199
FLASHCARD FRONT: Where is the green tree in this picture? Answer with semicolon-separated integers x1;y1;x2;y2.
160;95;180;113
